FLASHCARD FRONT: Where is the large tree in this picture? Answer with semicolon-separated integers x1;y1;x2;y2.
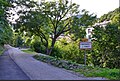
8;0;96;55
8;0;79;54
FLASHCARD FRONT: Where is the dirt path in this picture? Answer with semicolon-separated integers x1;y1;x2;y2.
2;45;107;80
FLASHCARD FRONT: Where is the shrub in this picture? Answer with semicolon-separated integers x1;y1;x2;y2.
31;41;45;53
33;54;84;70
51;45;63;58
51;41;85;64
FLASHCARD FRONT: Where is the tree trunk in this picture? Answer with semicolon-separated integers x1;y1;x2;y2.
45;47;49;55
47;38;56;55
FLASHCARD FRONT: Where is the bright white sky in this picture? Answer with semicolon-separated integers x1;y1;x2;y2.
43;0;119;18
72;0;119;18
10;0;119;23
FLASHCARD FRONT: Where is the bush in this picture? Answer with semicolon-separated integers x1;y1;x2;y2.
33;54;84;70
31;41;45;53
51;41;85;64
51;45;63;58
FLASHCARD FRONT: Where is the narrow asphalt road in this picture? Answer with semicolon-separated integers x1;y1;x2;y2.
0;44;107;80
0;50;30;80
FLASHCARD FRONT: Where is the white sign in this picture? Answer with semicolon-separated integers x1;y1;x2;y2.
80;42;92;50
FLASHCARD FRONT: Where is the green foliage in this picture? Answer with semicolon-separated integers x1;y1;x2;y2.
21;49;36;54
61;42;83;63
91;22;120;68
33;54;84;70
85;8;120;69
0;0;9;16
8;0;80;55
70;10;96;40
32;41;44;53
5;0;119;70
0;0;13;45
30;36;46;53
50;7;120;69
0;26;13;45
99;8;119;22
14;35;24;47
74;67;120;80
51;40;85;64
0;46;4;55
8;0;95;55
51;45;63;58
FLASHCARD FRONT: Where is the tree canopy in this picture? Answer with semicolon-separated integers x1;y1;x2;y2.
8;0;96;55
0;0;13;45
99;8;119;22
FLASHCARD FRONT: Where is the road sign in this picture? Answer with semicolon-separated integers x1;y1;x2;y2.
80;42;92;50
81;38;88;42
79;41;92;66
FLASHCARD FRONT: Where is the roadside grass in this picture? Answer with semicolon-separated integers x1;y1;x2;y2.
22;49;120;80
21;48;37;54
74;66;120;80
0;50;3;55
0;46;4;55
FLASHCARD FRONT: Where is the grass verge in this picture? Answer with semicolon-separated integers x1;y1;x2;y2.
0;46;5;55
74;66;120;80
21;48;36;54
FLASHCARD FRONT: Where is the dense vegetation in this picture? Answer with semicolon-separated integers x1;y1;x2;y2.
0;0;119;78
0;0;13;53
51;7;120;69
8;0;96;55
91;8;120;68
6;0;119;69
0;0;13;45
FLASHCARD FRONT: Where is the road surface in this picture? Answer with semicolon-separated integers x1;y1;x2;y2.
0;51;30;80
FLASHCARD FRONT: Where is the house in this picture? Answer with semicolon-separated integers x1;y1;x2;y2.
56;34;71;43
86;20;111;42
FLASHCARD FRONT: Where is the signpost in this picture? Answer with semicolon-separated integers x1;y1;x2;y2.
80;38;92;66
80;42;92;50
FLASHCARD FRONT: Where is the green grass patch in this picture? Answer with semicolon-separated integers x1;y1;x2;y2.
74;67;120;80
0;50;3;55
21;49;37;54
0;46;5;55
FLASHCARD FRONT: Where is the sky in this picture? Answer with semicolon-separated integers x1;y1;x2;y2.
72;0;119;18
9;0;119;23
44;0;119;18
